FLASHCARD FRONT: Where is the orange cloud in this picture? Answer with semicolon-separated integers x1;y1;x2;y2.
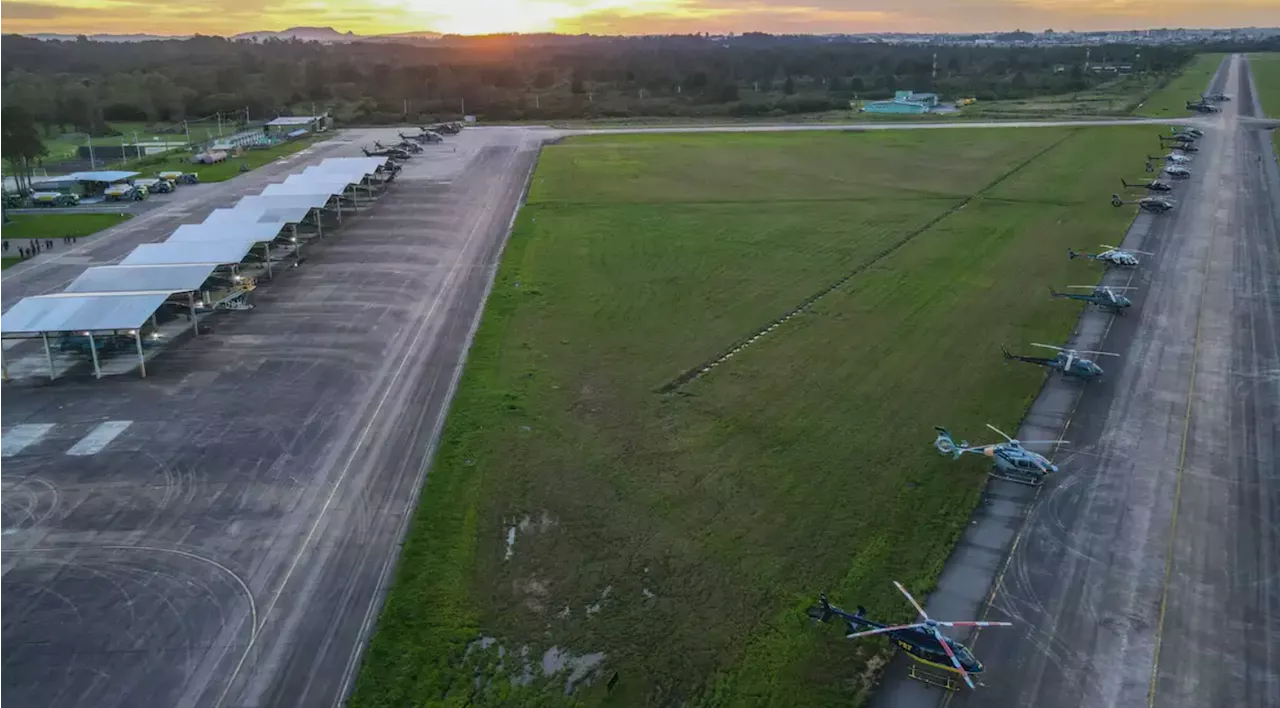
1;0;1278;37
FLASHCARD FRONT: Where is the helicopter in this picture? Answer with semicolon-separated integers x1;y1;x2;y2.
1171;127;1204;139
1161;132;1196;146
377;140;423;154
934;423;1066;485
1121;178;1172;192
1002;343;1119;380
1050;284;1136;313
1149;152;1192;165
1186;99;1220;113
1204;92;1231;102
363;145;412;161
1068;244;1153;268
1113;193;1175;213
809;583;1012;690
1164;165;1192;179
1160;138;1199;153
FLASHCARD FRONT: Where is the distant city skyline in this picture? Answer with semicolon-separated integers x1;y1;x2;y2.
4;0;1280;39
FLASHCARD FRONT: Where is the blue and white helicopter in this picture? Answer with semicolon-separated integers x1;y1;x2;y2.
934;423;1066;485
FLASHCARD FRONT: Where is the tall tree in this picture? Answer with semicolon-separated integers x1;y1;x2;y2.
2;106;48;194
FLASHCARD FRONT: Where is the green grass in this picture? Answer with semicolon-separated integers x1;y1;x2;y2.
2;212;131;240
1135;53;1226;117
1249;53;1280;155
41;121;189;161
350;126;1157;707
120;137;321;183
1;256;19;270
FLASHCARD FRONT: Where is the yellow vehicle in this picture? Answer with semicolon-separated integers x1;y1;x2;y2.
158;171;199;185
104;184;147;201
954;97;977;108
32;191;81;207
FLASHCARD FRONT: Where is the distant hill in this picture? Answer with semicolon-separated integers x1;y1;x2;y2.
232;26;359;42
17;27;443;44
25;33;188;42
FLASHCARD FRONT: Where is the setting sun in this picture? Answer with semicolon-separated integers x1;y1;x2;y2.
396;0;676;35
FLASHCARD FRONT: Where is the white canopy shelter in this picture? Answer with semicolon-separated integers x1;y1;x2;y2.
1;292;173;378
121;240;259;267
169;221;285;244
236;193;332;211
64;264;219;294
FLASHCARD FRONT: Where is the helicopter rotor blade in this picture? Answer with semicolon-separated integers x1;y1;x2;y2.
846;623;923;639
1073;350;1121;357
985;423;1014;443
930;626;976;690
1099;245;1154;255
1030;343;1065;352
934;620;1015;628
893;581;930;620
1015;439;1070;446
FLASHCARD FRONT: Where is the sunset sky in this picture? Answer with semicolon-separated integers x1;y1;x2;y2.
3;0;1279;38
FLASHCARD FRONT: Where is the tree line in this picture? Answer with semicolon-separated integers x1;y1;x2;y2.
1;32;1274;133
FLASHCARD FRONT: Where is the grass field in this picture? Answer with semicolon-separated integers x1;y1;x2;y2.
1135;53;1226;117
1250;53;1280;154
118;137;321;183
350;126;1158;707
1;256;19;270
1;213;132;241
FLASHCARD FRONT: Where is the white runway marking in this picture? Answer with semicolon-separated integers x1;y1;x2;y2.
1;424;55;458
65;421;133;456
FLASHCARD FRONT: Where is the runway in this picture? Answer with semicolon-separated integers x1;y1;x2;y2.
872;53;1279;708
1;128;543;707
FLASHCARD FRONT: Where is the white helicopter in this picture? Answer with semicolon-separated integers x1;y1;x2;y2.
1068;244;1154;268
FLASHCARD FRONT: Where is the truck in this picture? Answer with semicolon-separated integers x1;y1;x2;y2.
103;184;148;201
133;177;174;194
32;191;81;207
158;171;199;185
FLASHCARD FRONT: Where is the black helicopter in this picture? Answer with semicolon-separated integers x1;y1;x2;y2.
1160;137;1199;153
1113;193;1175;213
363;145;411;161
1002;343;1119;380
809;582;1012;690
1121;178;1172;192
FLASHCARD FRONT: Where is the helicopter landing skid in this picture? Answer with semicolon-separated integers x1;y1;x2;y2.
908;664;962;692
988;469;1043;487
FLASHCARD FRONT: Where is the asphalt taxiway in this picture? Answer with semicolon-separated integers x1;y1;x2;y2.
872;53;1280;708
1;127;543;707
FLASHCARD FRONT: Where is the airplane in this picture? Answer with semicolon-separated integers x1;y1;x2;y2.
1164;165;1192;179
1051;284;1136;313
1068;244;1153;268
809;583;1013;690
1002;343;1118;380
1149;152;1192;165
934;423;1065;485
1121;178;1172;192
1113;193;1175;212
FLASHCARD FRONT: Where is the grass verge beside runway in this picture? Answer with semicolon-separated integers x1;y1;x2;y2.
1249;53;1280;154
121;137;321;183
1136;53;1227;117
351;126;1159;707
1;212;132;240
1;256;19;269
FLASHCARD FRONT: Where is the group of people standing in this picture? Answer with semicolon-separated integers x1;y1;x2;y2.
2;235;78;261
